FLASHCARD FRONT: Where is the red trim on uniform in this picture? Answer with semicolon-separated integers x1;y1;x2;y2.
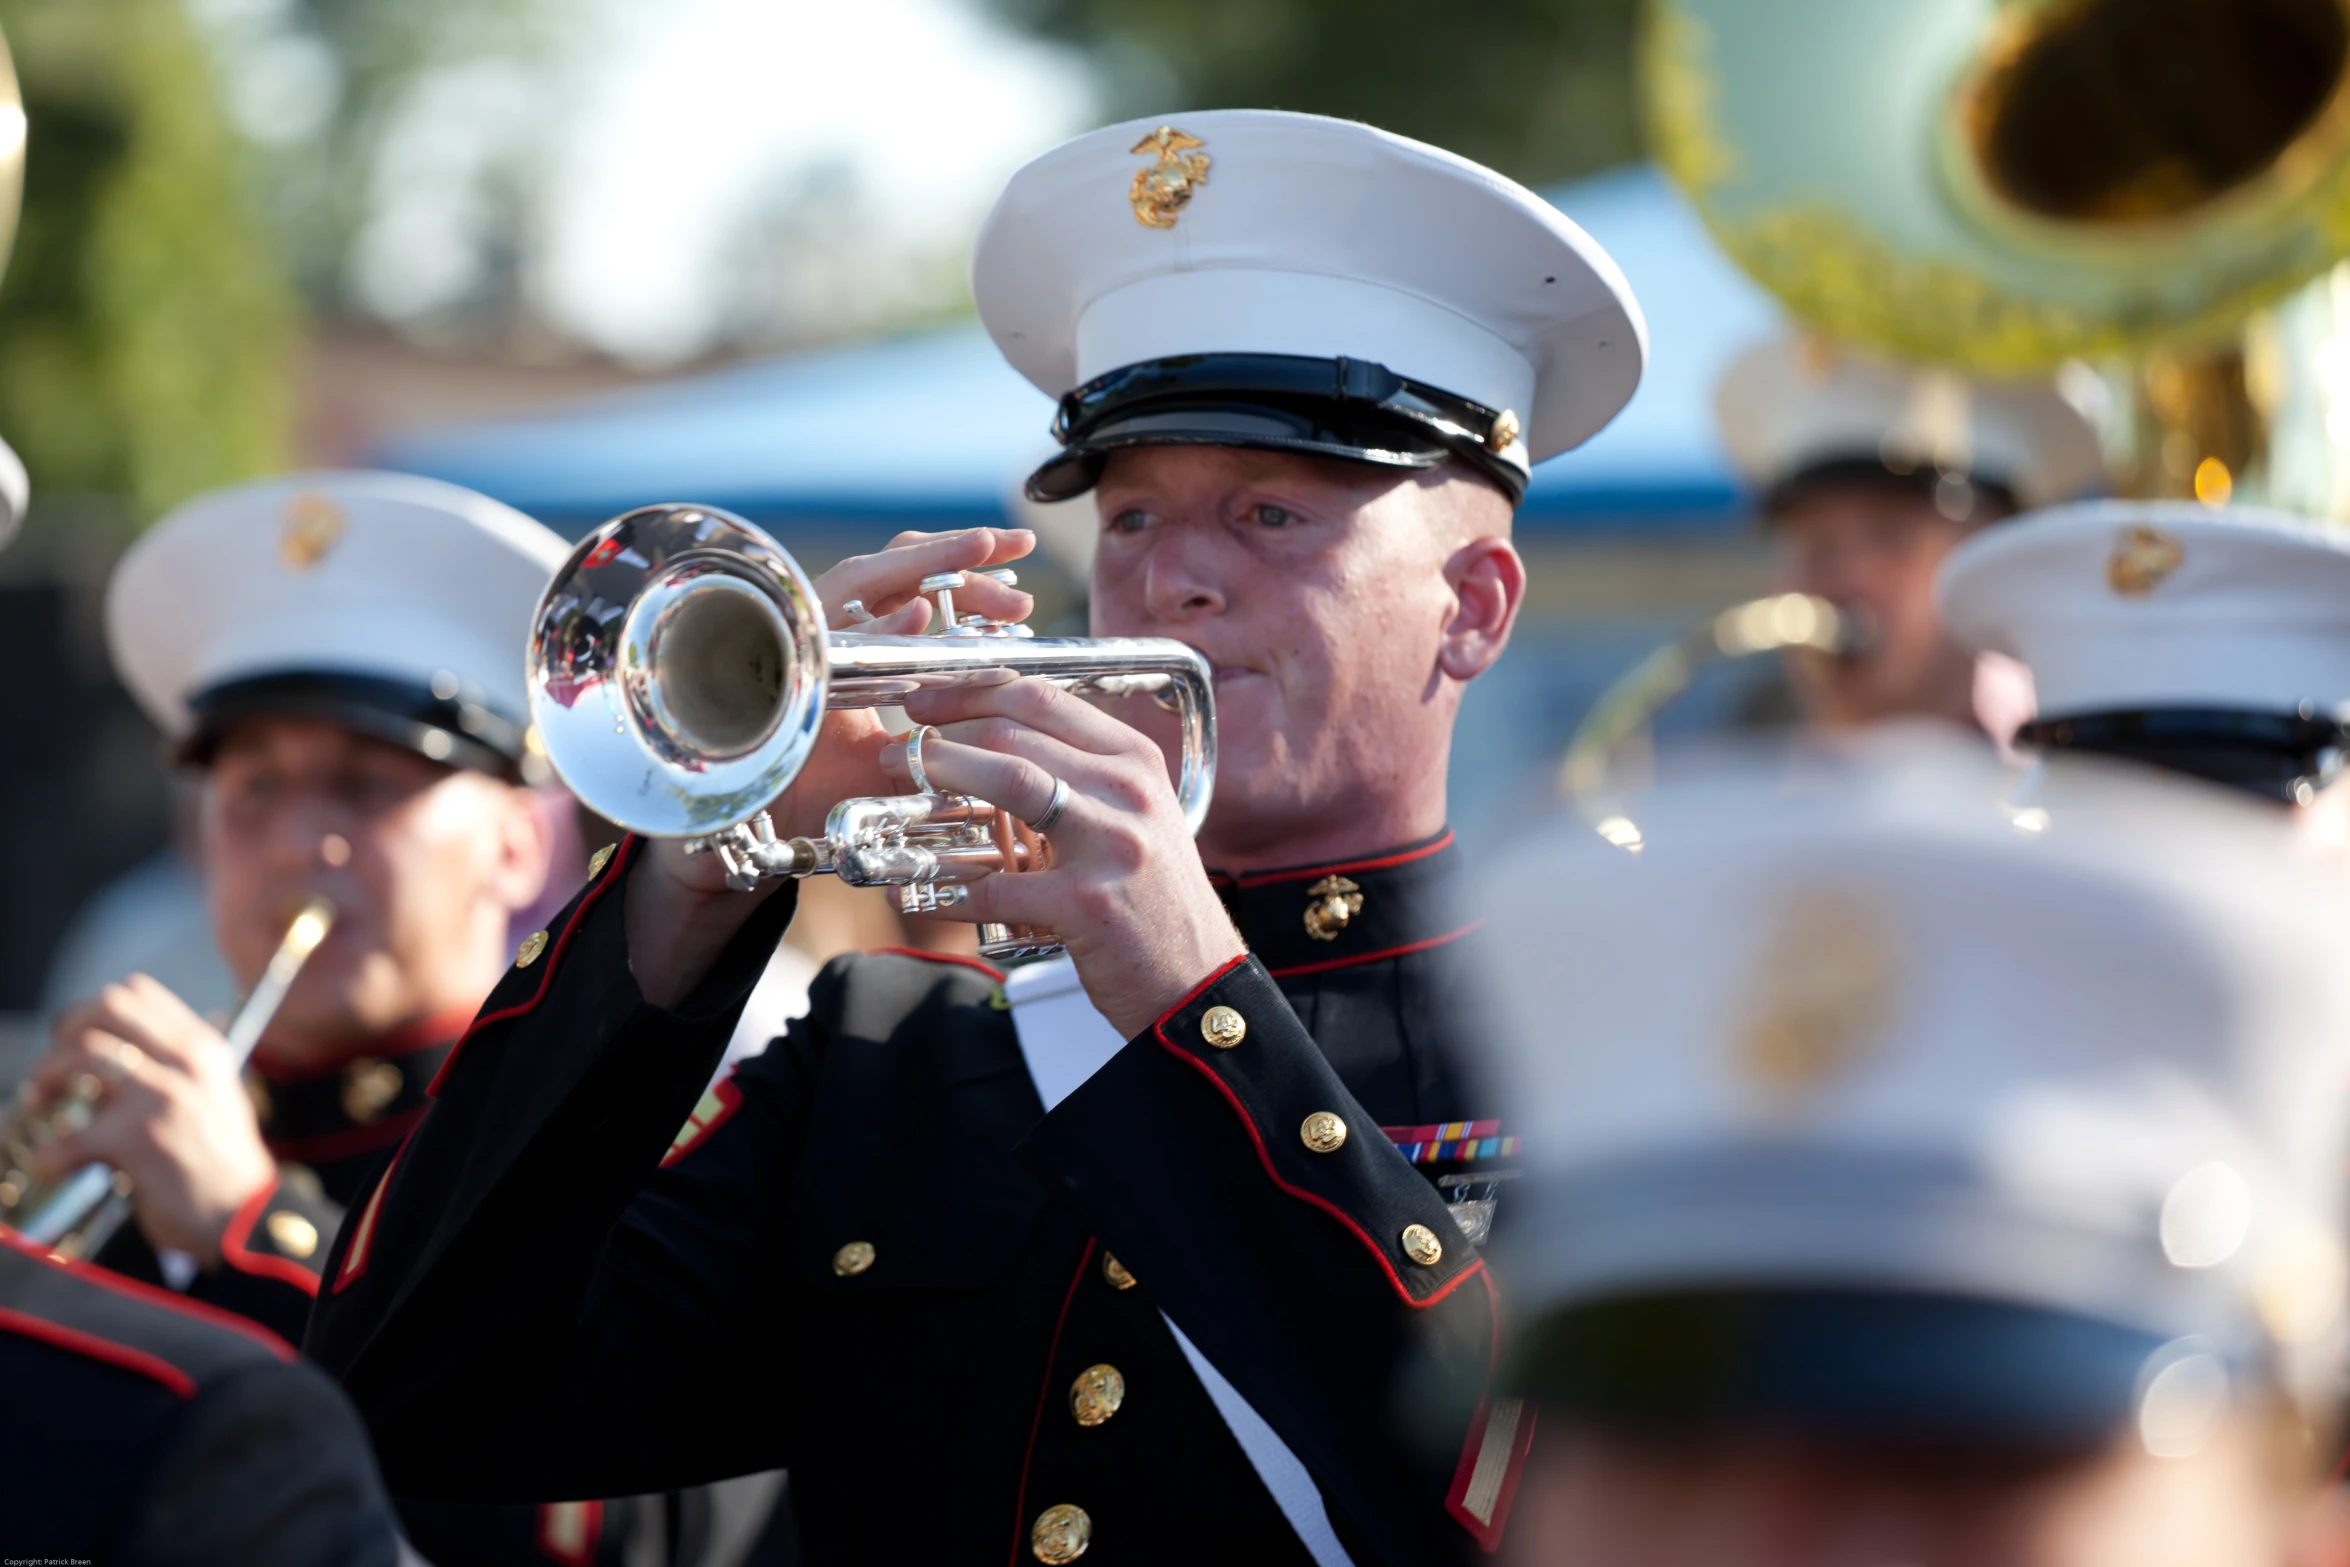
1264;920;1484;980
536;1500;605;1566
1443;1270;1533;1551
1210;831;1455;891
266;1104;427;1166
1150;958;1485;1311
248;1006;478;1083
1008;1237;1097;1567
0;1304;199;1397
331;1136;408;1294
660;1076;745;1168
0;1227;295;1361
867;946;1007;982
217;1175;321;1298
429;837;640;1097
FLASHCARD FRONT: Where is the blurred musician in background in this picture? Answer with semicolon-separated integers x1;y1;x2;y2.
306;111;1644;1565
1715;337;2105;738
22;470;786;1565
1478;746;2350;1567
0;459;405;1565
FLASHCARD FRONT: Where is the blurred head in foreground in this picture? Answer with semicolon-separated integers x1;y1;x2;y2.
1480;741;2350;1567
1942;503;2350;831
1718;338;2102;735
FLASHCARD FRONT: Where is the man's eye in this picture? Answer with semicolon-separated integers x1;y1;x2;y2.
1253;504;1295;529
1108;509;1154;535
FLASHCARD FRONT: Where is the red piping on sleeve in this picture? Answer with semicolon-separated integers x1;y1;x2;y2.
331;1134;408;1295
430;836;640;1097
1265;921;1483;980
1008;1237;1097;1567
867;946;1007;982
0;1304;198;1397
661;1076;745;1168
217;1175;321;1298
0;1228;295;1361
1150;961;1482;1311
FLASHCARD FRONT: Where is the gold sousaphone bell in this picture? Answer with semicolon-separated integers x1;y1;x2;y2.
1645;0;2350;502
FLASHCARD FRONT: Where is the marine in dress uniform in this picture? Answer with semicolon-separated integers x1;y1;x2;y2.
305;111;1646;1565
1715;336;2103;734
1940;499;2350;806
1474;746;2350;1567
0;1228;402;1565
32;472;786;1567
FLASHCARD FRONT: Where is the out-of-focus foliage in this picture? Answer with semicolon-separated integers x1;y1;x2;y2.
223;0;562;315
0;0;296;526
987;0;1642;185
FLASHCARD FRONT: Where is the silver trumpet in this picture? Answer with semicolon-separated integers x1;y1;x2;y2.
528;504;1217;961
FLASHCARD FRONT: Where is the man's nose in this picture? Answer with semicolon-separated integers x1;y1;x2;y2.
1139;534;1228;622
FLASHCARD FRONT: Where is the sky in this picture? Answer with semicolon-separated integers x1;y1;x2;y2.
199;0;1098;364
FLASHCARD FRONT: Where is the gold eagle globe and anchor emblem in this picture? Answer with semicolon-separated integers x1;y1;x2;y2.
1129;126;1210;229
2107;525;2185;597
1303;875;1363;941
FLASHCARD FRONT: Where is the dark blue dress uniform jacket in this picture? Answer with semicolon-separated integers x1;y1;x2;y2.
0;1228;400;1565
308;830;1521;1565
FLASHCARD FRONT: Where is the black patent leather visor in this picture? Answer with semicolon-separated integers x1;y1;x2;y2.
1505;1288;2185;1452
179;670;536;782
2016;706;2349;804
1026;353;1527;504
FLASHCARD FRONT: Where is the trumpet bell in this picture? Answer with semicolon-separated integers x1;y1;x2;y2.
532;505;830;838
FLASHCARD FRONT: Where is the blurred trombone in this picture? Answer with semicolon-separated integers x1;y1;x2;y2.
0;896;334;1256
1559;593;1868;851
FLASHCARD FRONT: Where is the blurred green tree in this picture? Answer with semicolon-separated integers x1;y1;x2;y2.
0;0;297;528
988;0;1642;185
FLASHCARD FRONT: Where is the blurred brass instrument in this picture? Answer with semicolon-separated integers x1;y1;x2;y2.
528;503;1217;962
1644;0;2350;505
1;897;334;1256
1560;593;1865;847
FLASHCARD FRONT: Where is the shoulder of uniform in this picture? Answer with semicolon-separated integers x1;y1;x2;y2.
813;945;1011;1039
0;1232;295;1397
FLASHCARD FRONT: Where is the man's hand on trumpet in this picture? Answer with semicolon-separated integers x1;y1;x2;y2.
30;974;276;1265
625;525;1037;1006
881;677;1243;1040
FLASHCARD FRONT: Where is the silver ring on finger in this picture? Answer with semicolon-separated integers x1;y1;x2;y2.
1027;776;1071;834
837;598;874;626
905;725;938;794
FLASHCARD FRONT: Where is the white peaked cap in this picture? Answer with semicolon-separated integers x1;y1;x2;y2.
1938;501;2350;722
108;470;568;743
973;110;1647;476
1717;337;2107;509
1477;738;2350;1422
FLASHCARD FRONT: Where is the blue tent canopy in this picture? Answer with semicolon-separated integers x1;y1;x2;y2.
375;166;1783;538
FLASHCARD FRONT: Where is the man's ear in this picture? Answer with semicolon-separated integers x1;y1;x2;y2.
1438;534;1525;684
490;782;560;914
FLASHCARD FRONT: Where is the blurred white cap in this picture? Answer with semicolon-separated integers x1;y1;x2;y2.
1482;739;2350;1435
108;470;568;777
1717;337;2105;513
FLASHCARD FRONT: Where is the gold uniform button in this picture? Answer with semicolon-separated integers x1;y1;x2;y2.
588;842;617;878
515;929;550;968
832;1240;876;1277
1101;1252;1137;1291
1400;1223;1444;1268
265;1210;319;1259
1200;1005;1247;1049
1300;1111;1348;1153
1031;1503;1092;1564
1069;1363;1126;1426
